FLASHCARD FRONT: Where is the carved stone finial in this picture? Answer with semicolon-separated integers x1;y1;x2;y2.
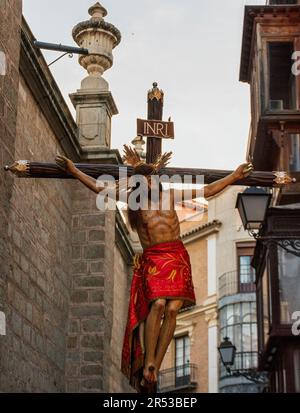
72;2;121;90
88;2;107;20
131;136;146;159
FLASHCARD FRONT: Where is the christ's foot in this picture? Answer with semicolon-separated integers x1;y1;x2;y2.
143;363;157;384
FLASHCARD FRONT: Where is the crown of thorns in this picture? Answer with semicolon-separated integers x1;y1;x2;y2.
123;145;172;174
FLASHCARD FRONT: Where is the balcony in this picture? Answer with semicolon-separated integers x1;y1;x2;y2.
218;270;256;299
218;271;238;298
157;363;198;393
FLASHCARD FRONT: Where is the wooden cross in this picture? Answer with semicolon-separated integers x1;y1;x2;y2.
146;82;166;163
3;84;295;188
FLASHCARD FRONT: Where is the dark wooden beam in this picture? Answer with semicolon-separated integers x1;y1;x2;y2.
146;83;164;163
4;160;290;187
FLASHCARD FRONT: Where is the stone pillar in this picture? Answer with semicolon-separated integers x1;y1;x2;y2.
66;183;106;393
69;2;121;156
205;310;219;393
66;2;125;393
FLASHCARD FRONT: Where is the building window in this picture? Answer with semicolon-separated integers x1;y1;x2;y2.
294;350;300;393
237;244;256;293
257;262;272;353
175;336;190;387
220;302;258;376
281;133;300;173
277;245;300;324
289;134;300;172
268;42;296;110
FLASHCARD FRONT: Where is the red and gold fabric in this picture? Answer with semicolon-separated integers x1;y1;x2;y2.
121;240;196;392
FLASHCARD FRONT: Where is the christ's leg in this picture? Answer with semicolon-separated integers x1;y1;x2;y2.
143;298;166;384
154;299;184;374
139;321;145;355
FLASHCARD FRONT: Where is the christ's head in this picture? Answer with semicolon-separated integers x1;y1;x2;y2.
133;162;162;198
123;145;172;229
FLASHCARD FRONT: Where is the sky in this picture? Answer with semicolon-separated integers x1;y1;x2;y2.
22;0;266;170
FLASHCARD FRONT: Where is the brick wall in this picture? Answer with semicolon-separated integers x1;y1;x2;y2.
186;240;208;304
159;236;210;393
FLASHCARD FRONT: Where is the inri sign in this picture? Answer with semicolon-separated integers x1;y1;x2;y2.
137;119;175;139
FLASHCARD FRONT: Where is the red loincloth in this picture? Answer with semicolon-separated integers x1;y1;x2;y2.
121;240;196;392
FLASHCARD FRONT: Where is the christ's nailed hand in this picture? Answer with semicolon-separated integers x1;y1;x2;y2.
232;162;254;180
55;155;77;175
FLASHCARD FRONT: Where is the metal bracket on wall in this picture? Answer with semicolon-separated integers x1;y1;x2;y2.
48;52;73;67
249;231;300;258
226;367;268;385
33;40;89;67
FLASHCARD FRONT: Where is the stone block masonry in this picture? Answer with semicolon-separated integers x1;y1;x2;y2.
0;0;22;318
66;183;107;393
0;1;133;393
66;184;134;393
0;72;73;391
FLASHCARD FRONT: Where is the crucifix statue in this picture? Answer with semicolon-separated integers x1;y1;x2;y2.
54;141;253;394
4;82;295;393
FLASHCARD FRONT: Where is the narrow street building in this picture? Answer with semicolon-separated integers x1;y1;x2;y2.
240;0;300;393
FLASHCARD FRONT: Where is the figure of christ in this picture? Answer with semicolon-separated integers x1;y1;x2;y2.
56;147;253;392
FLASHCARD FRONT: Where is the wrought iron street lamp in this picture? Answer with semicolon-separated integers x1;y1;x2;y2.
218;337;268;385
218;337;236;373
235;187;272;233
236;187;300;257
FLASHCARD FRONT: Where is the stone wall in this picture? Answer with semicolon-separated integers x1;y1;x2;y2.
0;0;22;324
109;245;134;393
66;188;134;393
66;183;106;393
0;3;133;393
0;69;73;391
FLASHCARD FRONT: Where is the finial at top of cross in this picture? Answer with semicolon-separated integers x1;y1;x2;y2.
148;82;164;101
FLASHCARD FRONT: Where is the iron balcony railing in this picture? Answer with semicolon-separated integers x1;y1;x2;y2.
158;363;198;393
220;351;259;379
218;270;238;298
218;270;256;299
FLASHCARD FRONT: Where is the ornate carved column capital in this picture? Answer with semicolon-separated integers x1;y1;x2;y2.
204;309;218;327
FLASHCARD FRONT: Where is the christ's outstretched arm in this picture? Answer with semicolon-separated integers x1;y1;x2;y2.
172;162;253;202
203;162;253;199
173;162;253;202
56;155;128;202
56;155;103;194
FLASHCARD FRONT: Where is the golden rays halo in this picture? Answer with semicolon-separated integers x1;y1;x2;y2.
122;144;172;174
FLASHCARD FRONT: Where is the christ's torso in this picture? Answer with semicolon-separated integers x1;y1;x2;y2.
135;190;180;249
